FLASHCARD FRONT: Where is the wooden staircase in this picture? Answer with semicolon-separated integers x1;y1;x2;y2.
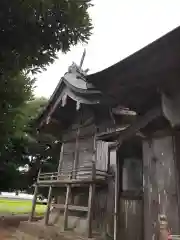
29;162;109;238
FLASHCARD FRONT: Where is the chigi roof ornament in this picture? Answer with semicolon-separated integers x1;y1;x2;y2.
68;49;89;78
64;49;95;90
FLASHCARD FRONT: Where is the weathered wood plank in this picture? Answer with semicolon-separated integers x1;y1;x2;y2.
58;144;64;175
119;198;143;240
96;141;109;171
64;184;71;230
44;186;53;225
109;106;162;149
87;183;95;238
121;190;143;200
72;128;80;179
173;132;180;225
114;155;118;240
143;136;180;240
53;204;88;212
29;184;38;222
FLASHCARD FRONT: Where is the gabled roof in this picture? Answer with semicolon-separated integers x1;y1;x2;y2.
87;26;180;113
37;63;111;130
37;26;180;132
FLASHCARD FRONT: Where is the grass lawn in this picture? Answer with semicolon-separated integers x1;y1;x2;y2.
0;198;46;215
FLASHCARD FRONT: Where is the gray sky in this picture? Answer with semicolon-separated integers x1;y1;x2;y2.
35;0;180;98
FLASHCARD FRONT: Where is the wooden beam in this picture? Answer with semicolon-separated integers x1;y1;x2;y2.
86;133;97;238
91;161;96;180
58;144;64;175
29;184;38;222
114;152;119;240
72;128;80;179
53;204;88;212
45;86;65;124
109;106;162;149
64;184;71;230
87;183;95;238
44;186;53;225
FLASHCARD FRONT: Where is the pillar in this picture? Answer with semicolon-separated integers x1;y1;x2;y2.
87;183;95;238
44;186;53;225
143;135;180;240
29;184;38;222
64;184;71;230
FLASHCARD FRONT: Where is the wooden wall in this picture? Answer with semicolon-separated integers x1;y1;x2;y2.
122;158;142;191
119;155;143;240
93;186;108;233
61;142;75;172
61;105;96;175
96;141;109;171
93;145;143;239
53;105;145;239
78;139;93;168
119;198;143;240
143;135;180;240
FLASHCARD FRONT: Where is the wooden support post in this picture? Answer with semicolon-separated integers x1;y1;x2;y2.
109;106;162;149
44;186;53;225
58;144;64;176
72;128;80;179
114;157;119;240
92;161;96;180
87;183;95;238
64;184;71;230
29;184;38;222
86;132;96;238
92;134;97;180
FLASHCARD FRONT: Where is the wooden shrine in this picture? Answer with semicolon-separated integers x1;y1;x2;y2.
29;26;180;240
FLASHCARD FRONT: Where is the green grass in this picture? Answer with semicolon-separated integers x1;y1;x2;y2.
0;198;46;215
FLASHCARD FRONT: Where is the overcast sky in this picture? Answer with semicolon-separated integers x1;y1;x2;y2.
34;0;180;98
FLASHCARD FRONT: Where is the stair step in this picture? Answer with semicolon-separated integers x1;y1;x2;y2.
53;204;88;212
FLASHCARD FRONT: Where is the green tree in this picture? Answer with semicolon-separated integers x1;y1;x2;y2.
0;97;59;192
0;72;34;149
0;0;92;74
0;79;33;191
0;0;92;192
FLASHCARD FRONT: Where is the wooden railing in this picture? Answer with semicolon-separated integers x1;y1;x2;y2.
37;165;109;183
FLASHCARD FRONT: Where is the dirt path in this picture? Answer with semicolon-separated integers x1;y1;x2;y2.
0;215;24;239
0;215;43;240
0;227;15;240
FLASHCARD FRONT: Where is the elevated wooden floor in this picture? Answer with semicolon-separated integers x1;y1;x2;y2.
37;167;110;187
30;166;111;238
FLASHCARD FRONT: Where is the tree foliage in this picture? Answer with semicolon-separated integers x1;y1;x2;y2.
0;0;92;73
0;97;60;192
0;73;34;161
0;0;92;192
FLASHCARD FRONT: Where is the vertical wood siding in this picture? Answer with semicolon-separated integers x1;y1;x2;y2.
96;141;109;171
78;137;94;168
143;135;180;240
61;142;75;173
119;198;143;240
